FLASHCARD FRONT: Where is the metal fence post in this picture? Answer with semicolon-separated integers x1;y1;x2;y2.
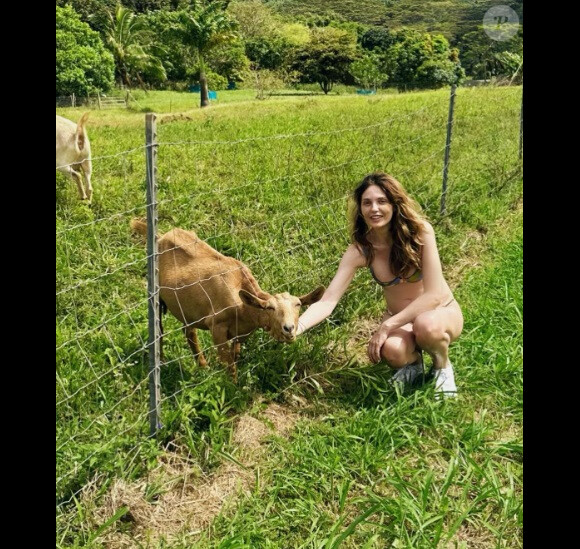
440;84;457;216
145;113;161;437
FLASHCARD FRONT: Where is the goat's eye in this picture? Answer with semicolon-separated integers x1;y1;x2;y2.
295;303;301;307
266;306;275;310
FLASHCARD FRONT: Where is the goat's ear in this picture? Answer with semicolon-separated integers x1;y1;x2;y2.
239;289;269;309
299;286;325;306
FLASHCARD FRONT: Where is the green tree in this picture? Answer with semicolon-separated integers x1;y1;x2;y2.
229;0;278;41
171;1;238;107
143;8;191;81
414;58;463;89
360;27;396;52
56;0;118;31
457;27;522;80
386;29;463;90
277;23;310;47
102;4;167;89
245;36;291;71
205;39;250;83
229;0;287;73
493;51;523;83
291;26;358;94
123;0;185;12
56;5;115;96
295;11;346;28
350;50;388;90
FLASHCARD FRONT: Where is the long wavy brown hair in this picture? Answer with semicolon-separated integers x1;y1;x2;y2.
350;172;426;276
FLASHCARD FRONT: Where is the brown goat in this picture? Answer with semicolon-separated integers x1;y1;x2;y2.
56;113;93;202
131;219;324;381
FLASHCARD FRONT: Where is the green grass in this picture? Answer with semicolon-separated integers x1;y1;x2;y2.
189;207;523;548
59;86;400;116
56;86;522;547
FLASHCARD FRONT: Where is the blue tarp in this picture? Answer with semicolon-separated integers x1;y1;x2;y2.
188;86;217;100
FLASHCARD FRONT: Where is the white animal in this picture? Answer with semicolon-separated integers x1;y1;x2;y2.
56;113;93;202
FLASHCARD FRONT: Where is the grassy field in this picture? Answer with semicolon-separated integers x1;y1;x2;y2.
56;86;522;547
83;86;402;114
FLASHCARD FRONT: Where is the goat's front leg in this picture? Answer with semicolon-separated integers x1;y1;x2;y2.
184;326;208;368
81;159;93;203
159;307;164;363
229;334;243;382
233;340;241;364
66;166;87;200
229;339;242;382
211;324;237;382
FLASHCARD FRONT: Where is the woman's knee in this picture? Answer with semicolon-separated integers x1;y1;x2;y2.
380;339;411;368
414;313;448;348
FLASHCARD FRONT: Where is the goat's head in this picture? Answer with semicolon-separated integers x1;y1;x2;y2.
239;286;325;342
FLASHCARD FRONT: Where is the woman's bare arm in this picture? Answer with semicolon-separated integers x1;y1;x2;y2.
297;244;365;334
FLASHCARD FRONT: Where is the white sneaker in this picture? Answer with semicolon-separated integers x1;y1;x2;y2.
433;364;457;399
391;354;424;387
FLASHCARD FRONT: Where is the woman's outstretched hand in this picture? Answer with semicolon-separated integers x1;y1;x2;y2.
296;320;306;337
368;323;390;363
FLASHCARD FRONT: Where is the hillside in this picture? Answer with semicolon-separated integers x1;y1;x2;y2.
267;0;523;41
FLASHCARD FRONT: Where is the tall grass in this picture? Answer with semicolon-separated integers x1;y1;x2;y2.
56;86;522;547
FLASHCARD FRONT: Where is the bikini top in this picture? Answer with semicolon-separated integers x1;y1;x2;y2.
369;264;423;287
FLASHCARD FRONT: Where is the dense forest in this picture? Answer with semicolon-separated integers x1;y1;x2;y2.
56;0;523;101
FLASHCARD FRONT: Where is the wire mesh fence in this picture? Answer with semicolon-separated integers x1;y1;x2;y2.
56;85;523;514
